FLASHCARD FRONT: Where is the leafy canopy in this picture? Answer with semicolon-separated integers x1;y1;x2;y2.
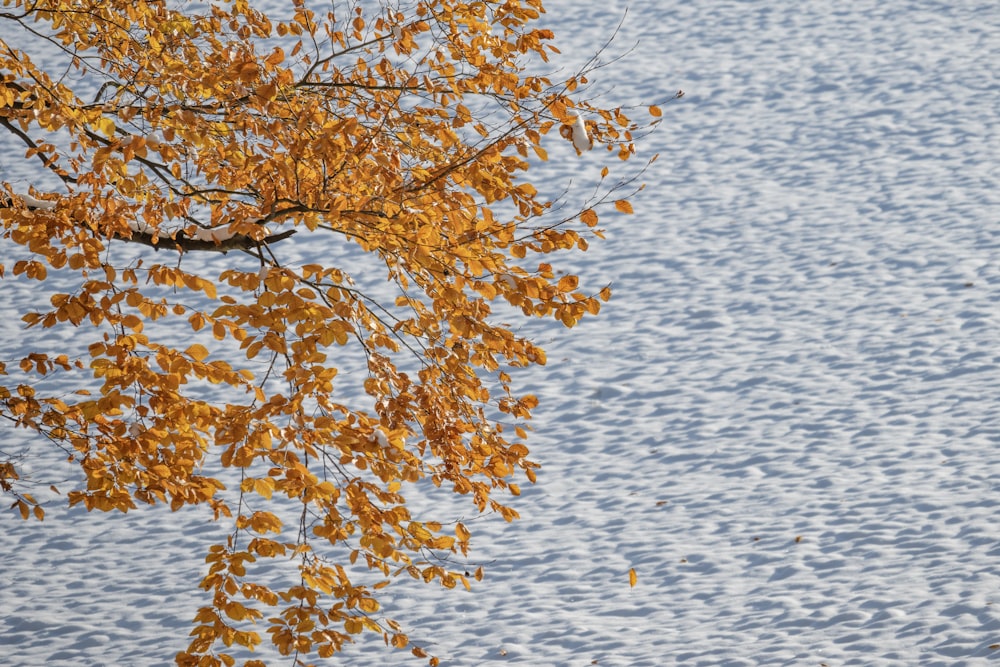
0;0;676;664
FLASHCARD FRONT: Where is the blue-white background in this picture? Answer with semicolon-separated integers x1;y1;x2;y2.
2;1;1000;665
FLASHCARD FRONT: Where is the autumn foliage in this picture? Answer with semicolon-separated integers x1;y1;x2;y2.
0;0;675;663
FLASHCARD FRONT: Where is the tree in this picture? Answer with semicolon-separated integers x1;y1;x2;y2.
0;1;679;664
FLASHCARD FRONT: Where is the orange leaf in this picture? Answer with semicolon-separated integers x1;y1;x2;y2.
265;48;284;67
556;275;578;292
614;200;634;214
186;343;209;361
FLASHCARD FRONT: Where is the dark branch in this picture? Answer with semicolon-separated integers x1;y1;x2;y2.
0;194;297;253
0;116;78;185
121;227;298;254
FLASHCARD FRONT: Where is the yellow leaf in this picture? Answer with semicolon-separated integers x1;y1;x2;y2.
96;116;116;138
580;209;599;226
265;48;284;67
556;275;578;292
237;62;259;83
186;343;209;361
255;83;276;100
253;478;274;500
629;567;637;588
649;105;662;117
150;464;171;478
614;200;634;214
408;522;432;542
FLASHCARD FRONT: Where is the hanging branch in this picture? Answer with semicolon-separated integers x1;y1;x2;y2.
0;193;297;253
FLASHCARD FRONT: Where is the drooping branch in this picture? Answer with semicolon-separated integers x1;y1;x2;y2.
0;193;297;253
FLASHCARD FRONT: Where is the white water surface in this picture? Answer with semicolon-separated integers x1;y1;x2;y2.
3;1;1000;665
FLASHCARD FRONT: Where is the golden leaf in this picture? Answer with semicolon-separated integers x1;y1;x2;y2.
557;275;579;292
358;597;379;613
96;117;117;138
614;199;634;214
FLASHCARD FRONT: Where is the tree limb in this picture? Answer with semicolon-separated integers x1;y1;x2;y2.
0;116;78;185
0;194;297;253
120;227;297;253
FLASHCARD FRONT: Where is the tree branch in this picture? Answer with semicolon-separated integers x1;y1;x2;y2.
0;194;297;253
120;227;297;253
0;116;78;185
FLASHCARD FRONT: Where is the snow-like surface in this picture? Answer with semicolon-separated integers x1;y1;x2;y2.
3;1;1000;665
9;193;57;210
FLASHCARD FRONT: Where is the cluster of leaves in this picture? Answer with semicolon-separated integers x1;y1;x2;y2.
0;0;676;664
